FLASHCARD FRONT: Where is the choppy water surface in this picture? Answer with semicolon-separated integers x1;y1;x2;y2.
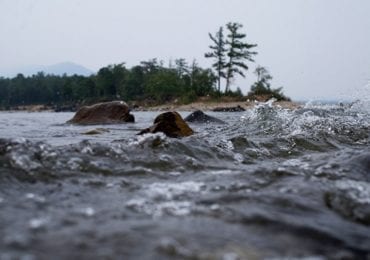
1;101;370;259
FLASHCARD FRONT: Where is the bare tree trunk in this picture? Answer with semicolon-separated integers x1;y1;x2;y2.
225;64;232;93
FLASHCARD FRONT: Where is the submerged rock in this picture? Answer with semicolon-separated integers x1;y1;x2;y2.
212;105;245;112
185;110;226;124
138;111;194;138
82;128;110;135
67;101;135;125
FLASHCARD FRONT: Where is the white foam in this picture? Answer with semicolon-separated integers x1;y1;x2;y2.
335;180;370;204
25;193;46;203
29;217;49;230
145;181;205;200
126;181;206;217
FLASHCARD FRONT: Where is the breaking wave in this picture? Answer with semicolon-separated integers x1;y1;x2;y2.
1;101;370;259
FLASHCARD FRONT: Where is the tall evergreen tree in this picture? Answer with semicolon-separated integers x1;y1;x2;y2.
205;27;227;93
224;22;257;93
249;66;290;101
255;66;272;83
174;58;189;78
251;66;273;94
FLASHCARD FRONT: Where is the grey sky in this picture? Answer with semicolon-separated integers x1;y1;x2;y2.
0;0;369;100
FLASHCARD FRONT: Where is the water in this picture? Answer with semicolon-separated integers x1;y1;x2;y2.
1;102;370;259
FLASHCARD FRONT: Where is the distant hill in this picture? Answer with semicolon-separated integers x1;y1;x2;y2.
0;62;94;78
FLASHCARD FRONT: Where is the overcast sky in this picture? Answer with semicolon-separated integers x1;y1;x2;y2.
0;0;369;100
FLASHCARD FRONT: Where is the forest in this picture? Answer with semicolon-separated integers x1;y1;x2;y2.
0;22;289;110
0;59;217;109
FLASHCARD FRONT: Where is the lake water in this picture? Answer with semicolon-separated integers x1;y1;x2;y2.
1;101;370;259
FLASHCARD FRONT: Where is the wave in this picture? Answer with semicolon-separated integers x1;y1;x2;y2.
1;102;370;258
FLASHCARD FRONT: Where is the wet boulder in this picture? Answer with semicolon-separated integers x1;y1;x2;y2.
185;110;225;124
67;101;135;125
138;111;194;138
212;105;245;112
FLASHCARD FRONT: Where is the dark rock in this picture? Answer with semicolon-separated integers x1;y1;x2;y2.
138;111;194;138
212;105;245;112
67;101;134;125
125;114;135;123
184;110;226;124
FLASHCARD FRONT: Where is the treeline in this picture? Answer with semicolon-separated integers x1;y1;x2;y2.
0;58;226;109
0;22;291;109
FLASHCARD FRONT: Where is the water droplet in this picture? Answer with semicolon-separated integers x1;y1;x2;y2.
67;157;83;170
81;145;93;154
222;252;240;260
77;207;95;217
106;183;115;188
29;217;48;230
233;153;243;163
25;193;46;203
169;172;181;176
210;204;220;211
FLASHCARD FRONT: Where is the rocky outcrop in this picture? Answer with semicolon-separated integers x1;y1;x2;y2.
67;101;135;125
212;105;245;112
185;110;225;124
138;111;194;138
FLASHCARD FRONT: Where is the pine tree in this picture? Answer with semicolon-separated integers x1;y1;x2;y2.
205;27;227;93
224;22;257;93
250;66;290;101
251;66;272;95
174;58;189;78
255;66;272;85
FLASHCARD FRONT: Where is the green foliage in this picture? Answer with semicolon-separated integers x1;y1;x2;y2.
95;63;127;99
0;58;217;109
224;22;257;92
145;68;181;102
0;22;292;108
123;65;145;101
205;22;257;93
224;87;244;98
188;60;216;96
180;90;197;104
205;27;227;93
249;66;290;101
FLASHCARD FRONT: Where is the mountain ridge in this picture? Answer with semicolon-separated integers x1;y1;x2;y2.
0;62;94;78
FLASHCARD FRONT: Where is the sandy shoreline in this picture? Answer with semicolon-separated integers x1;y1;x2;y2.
1;100;303;113
136;100;302;112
